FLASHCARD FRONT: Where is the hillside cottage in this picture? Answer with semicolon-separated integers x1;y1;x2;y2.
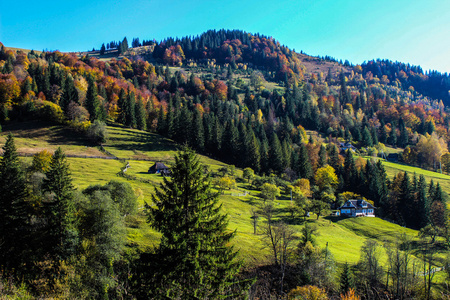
339;199;375;217
339;142;357;154
148;162;170;176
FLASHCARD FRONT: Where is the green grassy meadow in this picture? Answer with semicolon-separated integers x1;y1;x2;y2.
1;122;449;288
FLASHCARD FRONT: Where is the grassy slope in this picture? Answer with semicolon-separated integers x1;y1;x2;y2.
2;122;448;286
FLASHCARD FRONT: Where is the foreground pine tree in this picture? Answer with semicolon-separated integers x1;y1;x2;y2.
42;147;79;259
145;148;241;299
0;133;29;271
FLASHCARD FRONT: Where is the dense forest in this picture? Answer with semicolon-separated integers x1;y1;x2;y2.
1;29;450;298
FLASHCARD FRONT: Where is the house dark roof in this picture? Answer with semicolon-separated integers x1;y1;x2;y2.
153;162;168;170
149;162;170;174
339;199;375;210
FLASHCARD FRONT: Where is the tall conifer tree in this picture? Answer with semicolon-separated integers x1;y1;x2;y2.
296;143;313;180
269;132;284;174
42;147;78;259
417;175;430;229
135;95;147;130
145;148;240;298
85;75;100;121
0;133;30;271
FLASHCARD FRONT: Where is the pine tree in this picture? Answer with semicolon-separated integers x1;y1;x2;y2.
85;75;100;121
61;74;79;115
100;43;106;55
398;172;413;227
296;143;313;179
42;147;78;259
417;175;430;229
221;120;239;164
145;148;241;299
269;132;284;174
135;95;147;130
343;150;357;191
362;126;373;147
1;56;13;74
247;131;261;172
398;119;408;148
0;134;30;271
389;124;397;147
318;145;327;168
167;97;175;139
340;262;354;293
126;91;137;128
190;108;205;152
327;144;340;171
176;105;192;145
117;88;127;124
371;126;378;145
433;183;445;203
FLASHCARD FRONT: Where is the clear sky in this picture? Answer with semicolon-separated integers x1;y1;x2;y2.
1;0;450;73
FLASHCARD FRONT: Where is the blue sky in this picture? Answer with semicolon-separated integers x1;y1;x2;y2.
1;0;450;73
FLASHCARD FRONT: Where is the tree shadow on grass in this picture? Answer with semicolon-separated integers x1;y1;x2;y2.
107;129;178;153
3;120;98;147
324;215;347;223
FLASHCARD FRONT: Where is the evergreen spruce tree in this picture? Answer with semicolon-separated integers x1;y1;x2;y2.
417;175;430;229
269;132;284;174
237;122;249;167
247;131;261;172
296;143;313;179
282;138;292;170
339;72;351;105
145;148;241;299
135;95;147;130
176;105;192;145
0;134;30;271
61;74;79;115
221;120;239;164
126;91;137;128
371;126;378;145
318;144;327;168
100;43;106;55
260;137;270;174
433;183;445;203
398;119;409;148
157;106;166;134
85;75;100;121
362;126;373;147
117;88;127;125
340;262;354;293
211;117;222;154
428;180;435;200
167;97;176;139
327;144;340;171
191;108;205;152
42;147;78;259
343;150;357;191
398;172;413;227
389;124;397;147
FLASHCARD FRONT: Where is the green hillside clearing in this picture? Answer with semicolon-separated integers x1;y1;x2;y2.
1;122;448;287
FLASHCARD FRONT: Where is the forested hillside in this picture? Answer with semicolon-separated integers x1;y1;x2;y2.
1;29;450;298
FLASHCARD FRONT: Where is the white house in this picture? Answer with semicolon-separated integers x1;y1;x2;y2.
339;199;375;217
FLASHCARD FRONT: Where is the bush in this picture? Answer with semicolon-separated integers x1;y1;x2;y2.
87;120;107;144
37;100;64;123
288;285;328;300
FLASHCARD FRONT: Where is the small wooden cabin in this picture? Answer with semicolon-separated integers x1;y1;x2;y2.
148;162;170;175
